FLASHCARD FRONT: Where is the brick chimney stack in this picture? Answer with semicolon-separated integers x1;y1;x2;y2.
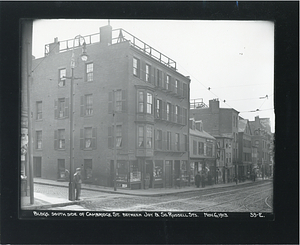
100;25;112;45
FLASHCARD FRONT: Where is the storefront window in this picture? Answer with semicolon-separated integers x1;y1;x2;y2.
153;160;163;180
84;159;93;181
190;162;195;182
130;161;141;182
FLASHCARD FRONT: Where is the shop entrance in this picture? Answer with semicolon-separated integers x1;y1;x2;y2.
145;160;153;188
33;157;42;177
165;160;172;187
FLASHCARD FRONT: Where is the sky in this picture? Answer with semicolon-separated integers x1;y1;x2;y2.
32;19;275;132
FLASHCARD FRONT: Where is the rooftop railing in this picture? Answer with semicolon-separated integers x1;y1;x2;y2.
44;28;177;70
190;98;208;109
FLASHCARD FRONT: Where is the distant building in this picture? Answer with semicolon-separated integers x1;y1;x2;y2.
238;119;253;180
30;25;190;189
189;119;216;185
249;116;273;178
190;99;239;182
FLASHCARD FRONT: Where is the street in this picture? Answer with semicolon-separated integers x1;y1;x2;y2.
34;180;273;212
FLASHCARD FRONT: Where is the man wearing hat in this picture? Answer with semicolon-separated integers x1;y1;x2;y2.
74;168;82;200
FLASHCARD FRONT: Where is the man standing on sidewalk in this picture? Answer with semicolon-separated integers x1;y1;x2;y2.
74;168;82;200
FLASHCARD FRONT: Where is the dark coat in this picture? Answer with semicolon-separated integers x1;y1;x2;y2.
195;173;201;186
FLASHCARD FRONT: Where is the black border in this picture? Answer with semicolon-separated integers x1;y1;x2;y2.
1;1;299;244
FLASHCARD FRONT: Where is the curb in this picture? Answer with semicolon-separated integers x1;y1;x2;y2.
22;199;85;210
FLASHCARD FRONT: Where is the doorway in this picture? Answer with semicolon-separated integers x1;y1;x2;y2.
165;160;172;187
145;160;153;188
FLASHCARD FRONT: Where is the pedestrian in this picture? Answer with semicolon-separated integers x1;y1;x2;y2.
195;172;200;188
74;168;82;200
201;172;206;188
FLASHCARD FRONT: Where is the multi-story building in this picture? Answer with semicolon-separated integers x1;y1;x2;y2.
189;119;216;185
190;98;239;182
30;24;190;189
249;116;272;178
238;118;253;180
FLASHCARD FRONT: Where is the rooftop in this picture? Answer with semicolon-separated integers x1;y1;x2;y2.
44;27;177;70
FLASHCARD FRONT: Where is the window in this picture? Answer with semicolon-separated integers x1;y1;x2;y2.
154;160;163;180
115;90;122;112
175;106;179;123
138;91;144;113
58;68;66;87
116;125;122;147
166;75;170;90
166;103;171;121
167;131;171;150
198;142;204;155
36;131;42;149
55;98;69;119
36;101;42;120
108;126;113;149
155;129;162;150
193;140;197;155
206;143;213;157
182;108;187;125
175;133;180;151
133;57;140;77
80;127;97;150
130;161;141;182
146;125;153;148
81;94;93;116
138;126;144;147
147;93;153;114
108;90;127;113
156;69;162;87
85;127;92;149
58;129;65;149
146;64;151;82
175;80;179;94
86;63;93;82
156;99;162;119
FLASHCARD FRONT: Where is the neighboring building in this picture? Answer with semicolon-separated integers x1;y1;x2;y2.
189;119;216;185
249;116;273;178
30;25;190;189
238;118;253;180
190;98;239;182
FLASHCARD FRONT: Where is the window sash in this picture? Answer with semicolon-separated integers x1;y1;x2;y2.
146;126;152;148
147;93;152;114
138;126;144;147
86;63;93;82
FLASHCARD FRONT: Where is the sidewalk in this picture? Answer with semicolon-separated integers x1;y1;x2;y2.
22;177;266;210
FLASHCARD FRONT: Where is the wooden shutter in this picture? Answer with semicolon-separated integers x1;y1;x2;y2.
65;98;69;118
92;128;97;149
54;100;58;119
80;129;84;150
108;91;113;114
141;60;146;81
54;130;58;150
80;96;85;116
162;131;166;151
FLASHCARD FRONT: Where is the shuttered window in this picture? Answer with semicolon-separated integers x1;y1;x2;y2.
80;127;97;150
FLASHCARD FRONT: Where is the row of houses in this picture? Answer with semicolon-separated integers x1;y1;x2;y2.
21;24;274;190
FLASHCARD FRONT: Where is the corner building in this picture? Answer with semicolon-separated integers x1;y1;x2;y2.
31;25;190;189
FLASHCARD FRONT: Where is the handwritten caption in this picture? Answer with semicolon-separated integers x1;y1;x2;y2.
32;211;200;218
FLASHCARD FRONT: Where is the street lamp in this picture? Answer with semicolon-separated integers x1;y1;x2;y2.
68;35;88;201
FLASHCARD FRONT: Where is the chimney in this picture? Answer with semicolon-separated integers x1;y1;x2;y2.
209;99;219;113
100;25;112;45
48;37;59;56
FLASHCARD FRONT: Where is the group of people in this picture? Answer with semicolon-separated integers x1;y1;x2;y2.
195;171;207;188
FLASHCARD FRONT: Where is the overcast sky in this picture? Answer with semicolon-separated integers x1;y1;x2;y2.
32;19;275;132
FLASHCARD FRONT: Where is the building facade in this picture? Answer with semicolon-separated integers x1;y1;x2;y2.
189;119;216;186
249;116;273;178
190;99;239;182
30;25;190;189
238;119;253;180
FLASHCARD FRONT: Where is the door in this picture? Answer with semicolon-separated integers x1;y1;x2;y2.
145;160;153;188
165;160;172;187
33;157;42;177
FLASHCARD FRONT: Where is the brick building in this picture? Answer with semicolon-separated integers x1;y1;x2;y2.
249;116;273;178
190;99;239;182
30;25;190;189
238;118;253;180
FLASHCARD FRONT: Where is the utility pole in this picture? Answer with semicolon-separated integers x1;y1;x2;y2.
113;90;117;191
